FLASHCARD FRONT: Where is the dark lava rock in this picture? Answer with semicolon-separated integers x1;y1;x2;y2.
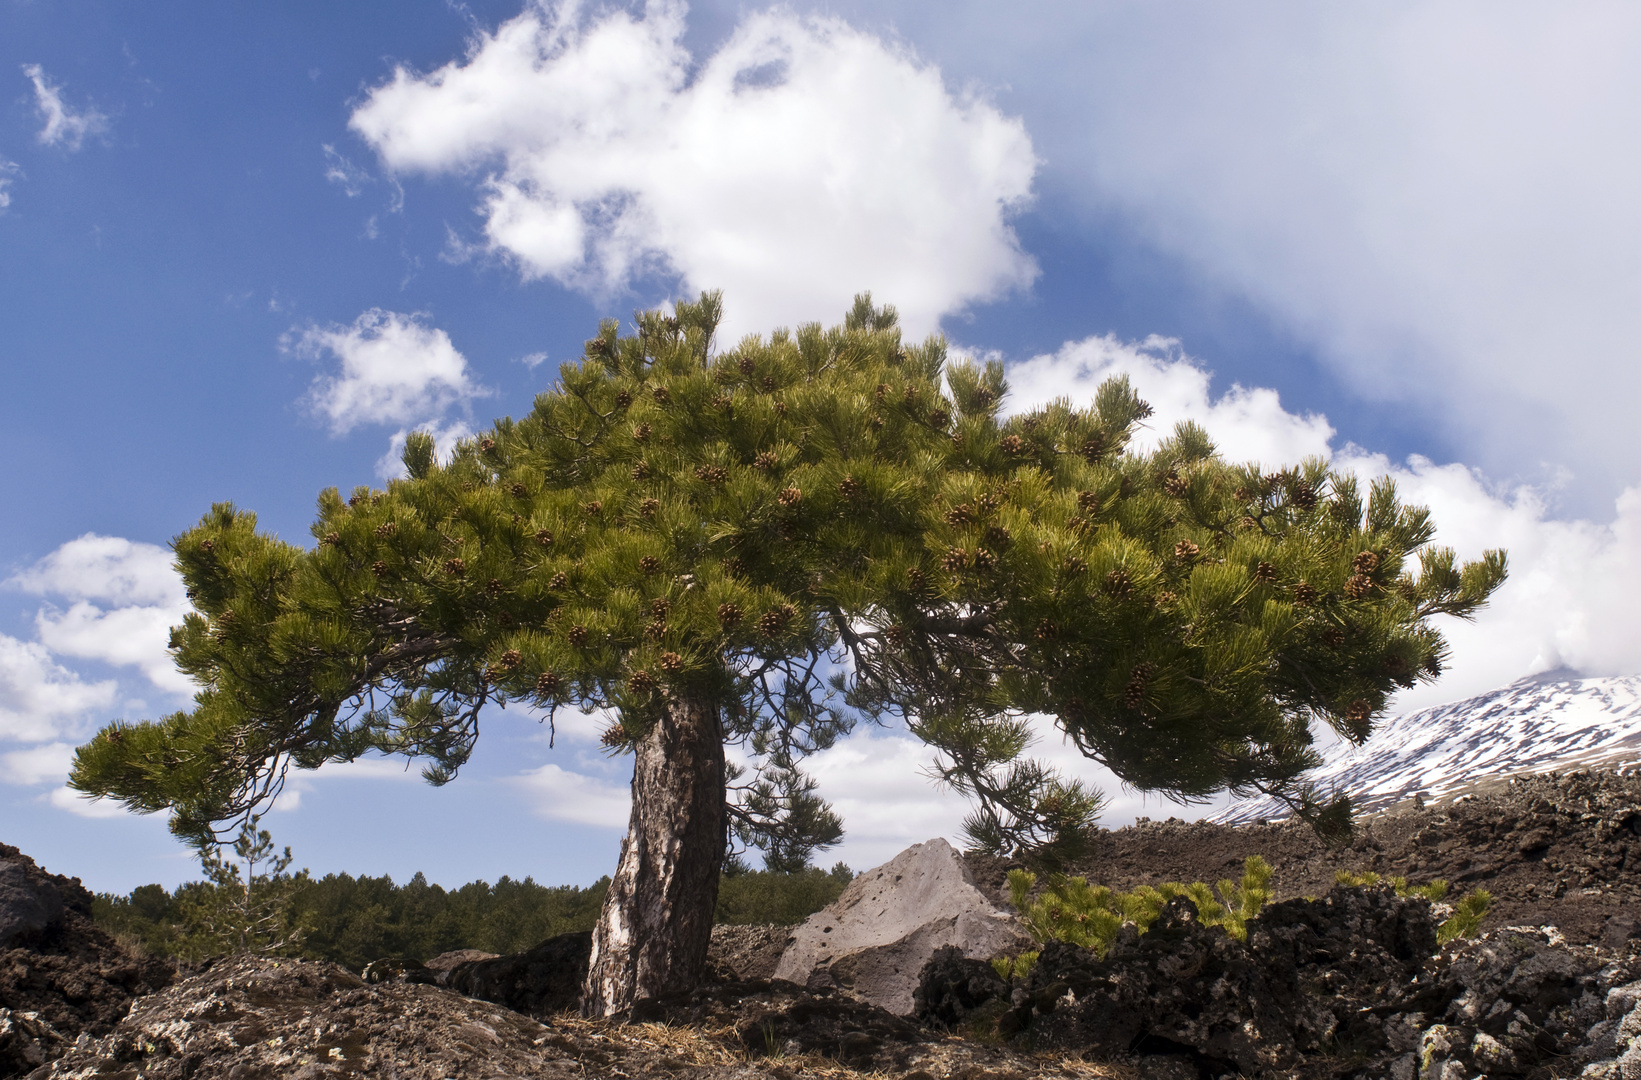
911;944;1007;1029
0;844;172;1079
30;953;583;1080
444;930;592;1017
359;957;438;986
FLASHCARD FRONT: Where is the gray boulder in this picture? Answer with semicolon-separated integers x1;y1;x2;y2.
772;838;1030;1016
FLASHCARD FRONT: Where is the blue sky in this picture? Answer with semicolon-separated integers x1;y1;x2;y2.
4;0;1640;895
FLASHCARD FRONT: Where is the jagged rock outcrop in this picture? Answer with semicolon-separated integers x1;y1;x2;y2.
772;837;1030;1015
0;845;172;1079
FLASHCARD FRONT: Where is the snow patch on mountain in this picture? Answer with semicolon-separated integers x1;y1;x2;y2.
1214;669;1641;823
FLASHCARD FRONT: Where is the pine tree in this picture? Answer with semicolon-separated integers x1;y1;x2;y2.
176;816;310;959
69;292;1505;1014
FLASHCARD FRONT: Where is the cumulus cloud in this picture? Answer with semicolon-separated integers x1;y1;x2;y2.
0;741;74;786
826;1;1641;501
0;635;117;742
7;534;194;697
374;417;476;480
22;64;109;150
349;0;1036;337
289;309;489;436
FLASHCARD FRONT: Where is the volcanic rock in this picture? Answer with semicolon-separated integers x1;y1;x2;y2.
772;837;1030;1015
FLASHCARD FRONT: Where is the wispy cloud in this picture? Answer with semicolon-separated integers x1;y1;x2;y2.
349;0;1036;338
321;143;374;197
22;64;109;151
0;158;19;210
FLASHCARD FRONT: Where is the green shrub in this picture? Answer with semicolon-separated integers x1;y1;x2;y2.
1005;855;1274;958
1335;870;1490;943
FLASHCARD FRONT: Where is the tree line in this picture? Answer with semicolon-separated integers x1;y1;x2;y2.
93;858;852;972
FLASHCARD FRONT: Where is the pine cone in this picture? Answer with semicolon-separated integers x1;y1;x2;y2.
1382;655;1410;677
652;386;671;404
1077;490;1100;512
885;625;907;647
1233;486;1251;502
444;557;466;576
875;383;889;403
1080;434;1106;463
1239;516;1259;531
1345;574;1374;599
694;465;728;485
906;567;927;591
567;624;589;646
1293;581;1318;606
199;539;215;552
739;356;756;375
974;387;997;408
1321;628;1345;648
486;578;504;596
1104;569;1133;598
479;438;496;453
1000;434;1026;456
942;548;969;572
615;390;633;408
944;504;973;526
630;670;656;692
903;385;919;405
660;651;684;672
1352;551;1380;575
632;460;651;480
1035;619;1058;641
649;598;670;617
536;529;554;546
1254;561;1278;583
584;501;603;516
536;670;561;694
717;602;743;627
511;483;528;498
1345;699;1372;723
756;606;793;637
645;619;667;639
347;493;365;508
371;560;387;577
1125;662;1156;709
839;475;862;499
722;557;747;578
549;571;568;589
761;375;776;392
753;452;778;471
639;498;660;517
639;555;661;575
869;414;885;430
928;409;951;430
322;531;341;546
1288;480;1318;511
1063;555;1087;575
774;400;787;415
375;521;397;538
500;649;523;670
984;524;1012;548
777;487;802;506
600;723;629;749
632;423;652;442
1162;469;1188;497
1174;540;1200;563
972;548;996;570
1156;590;1177;606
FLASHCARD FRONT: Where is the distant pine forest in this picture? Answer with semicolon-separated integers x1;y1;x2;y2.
92;862;854;971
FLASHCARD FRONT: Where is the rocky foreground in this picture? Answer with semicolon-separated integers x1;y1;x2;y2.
6;769;1641;1079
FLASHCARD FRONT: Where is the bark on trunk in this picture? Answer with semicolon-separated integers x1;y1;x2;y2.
581;690;725;1016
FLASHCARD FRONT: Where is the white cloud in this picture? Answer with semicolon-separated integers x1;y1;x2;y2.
8;534;194;697
0;741;74;786
349;0;1036;337
0;634;117;743
289;309;489;435
322;143;373;196
518;350;547;370
0;158;18;210
48;785;132;819
827;1;1641;502
22;64;109;150
275;756;423;811
511;761;631;828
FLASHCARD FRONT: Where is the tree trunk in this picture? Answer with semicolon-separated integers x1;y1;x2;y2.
581;689;725;1016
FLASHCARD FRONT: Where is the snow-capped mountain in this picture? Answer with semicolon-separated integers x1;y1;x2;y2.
1213;669;1641;824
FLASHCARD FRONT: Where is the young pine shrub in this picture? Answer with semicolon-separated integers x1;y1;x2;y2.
1334;870;1490;943
1004;855;1274;959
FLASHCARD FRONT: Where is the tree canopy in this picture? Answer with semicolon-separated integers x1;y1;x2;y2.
71;291;1506;861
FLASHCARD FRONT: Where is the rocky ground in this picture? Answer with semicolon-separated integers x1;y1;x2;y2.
967;768;1641;948
8;768;1641;1080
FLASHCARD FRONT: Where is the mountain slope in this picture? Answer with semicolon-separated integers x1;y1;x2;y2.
1215;668;1641;823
